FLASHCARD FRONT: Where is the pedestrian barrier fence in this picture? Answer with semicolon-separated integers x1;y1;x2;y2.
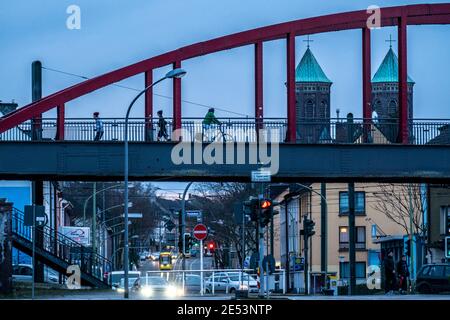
144;268;286;296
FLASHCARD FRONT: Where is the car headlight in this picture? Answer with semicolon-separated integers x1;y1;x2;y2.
116;288;125;293
239;284;248;290
165;285;178;297
140;286;153;298
176;287;184;296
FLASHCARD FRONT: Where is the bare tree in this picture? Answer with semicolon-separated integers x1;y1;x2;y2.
193;183;258;268
371;183;425;236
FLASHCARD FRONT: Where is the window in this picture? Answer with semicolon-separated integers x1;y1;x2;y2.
429;265;444;277
420;266;430;276
339;262;366;279
339;192;365;215
339;226;366;250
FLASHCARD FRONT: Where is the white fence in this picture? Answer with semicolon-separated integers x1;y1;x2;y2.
144;268;286;296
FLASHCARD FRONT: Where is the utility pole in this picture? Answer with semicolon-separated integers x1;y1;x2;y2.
408;184;415;288
92;182;97;254
31;60;44;283
284;199;290;292
320;182;327;288
348;182;356;295
303;215;309;295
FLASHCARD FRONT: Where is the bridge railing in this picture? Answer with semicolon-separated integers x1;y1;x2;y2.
0;118;449;145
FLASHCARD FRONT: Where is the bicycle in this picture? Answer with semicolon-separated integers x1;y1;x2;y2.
207;123;233;142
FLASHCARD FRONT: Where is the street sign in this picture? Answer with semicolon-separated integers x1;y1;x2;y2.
24;205;46;227
186;210;201;217
251;170;271;182
61;227;91;246
121;213;142;219
193;224;208;241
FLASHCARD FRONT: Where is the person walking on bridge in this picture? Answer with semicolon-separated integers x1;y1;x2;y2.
157;110;170;141
93;112;104;141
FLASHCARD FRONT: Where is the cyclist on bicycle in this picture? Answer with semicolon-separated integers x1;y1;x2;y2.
202;108;221;141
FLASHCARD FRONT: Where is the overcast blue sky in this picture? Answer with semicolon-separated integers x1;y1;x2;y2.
2;0;450;191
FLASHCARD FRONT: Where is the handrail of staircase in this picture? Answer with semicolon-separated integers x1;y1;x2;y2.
12;207;112;284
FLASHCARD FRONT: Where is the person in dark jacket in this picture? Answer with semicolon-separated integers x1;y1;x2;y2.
156;110;170;141
93;112;104;141
396;255;410;294
383;251;396;294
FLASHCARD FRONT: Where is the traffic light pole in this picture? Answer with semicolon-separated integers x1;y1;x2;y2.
258;184;266;298
303;215;309;295
181;182;193;271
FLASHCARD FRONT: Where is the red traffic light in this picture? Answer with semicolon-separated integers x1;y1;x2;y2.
208;242;215;250
261;200;272;209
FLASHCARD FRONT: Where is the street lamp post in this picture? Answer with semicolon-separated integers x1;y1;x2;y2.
123;68;186;299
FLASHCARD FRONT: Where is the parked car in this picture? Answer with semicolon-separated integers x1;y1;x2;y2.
205;272;258;294
416;263;450;294
12;264;59;283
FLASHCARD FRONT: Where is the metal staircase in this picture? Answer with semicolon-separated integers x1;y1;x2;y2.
11;208;111;288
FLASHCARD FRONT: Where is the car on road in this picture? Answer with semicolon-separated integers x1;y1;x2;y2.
149;252;160;261
139;253;148;261
174;274;204;294
110;270;141;292
204;272;258;294
140;276;183;298
12;264;59;283
416;263;450;294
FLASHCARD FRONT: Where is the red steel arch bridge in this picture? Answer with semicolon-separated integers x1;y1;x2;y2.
1;3;450;182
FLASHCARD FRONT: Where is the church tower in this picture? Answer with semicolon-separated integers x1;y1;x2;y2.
295;46;332;142
371;43;415;142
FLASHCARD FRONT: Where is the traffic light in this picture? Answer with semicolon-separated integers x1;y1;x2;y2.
243;198;259;222
404;239;411;257
208;241;215;251
260;199;273;227
184;233;192;254
445;237;450;258
303;216;315;238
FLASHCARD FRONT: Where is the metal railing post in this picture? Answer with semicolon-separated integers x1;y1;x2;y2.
212;271;215;295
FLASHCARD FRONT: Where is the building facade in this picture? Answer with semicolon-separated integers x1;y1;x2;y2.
371;47;415;142
274;183;418;292
295;47;332;143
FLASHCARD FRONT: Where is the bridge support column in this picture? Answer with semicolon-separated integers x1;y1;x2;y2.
0;200;13;294
255;41;264;134
286;33;296;142
398;14;409;144
173;61;182;139
145;70;154;141
362;28;372;143
56;104;65;140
